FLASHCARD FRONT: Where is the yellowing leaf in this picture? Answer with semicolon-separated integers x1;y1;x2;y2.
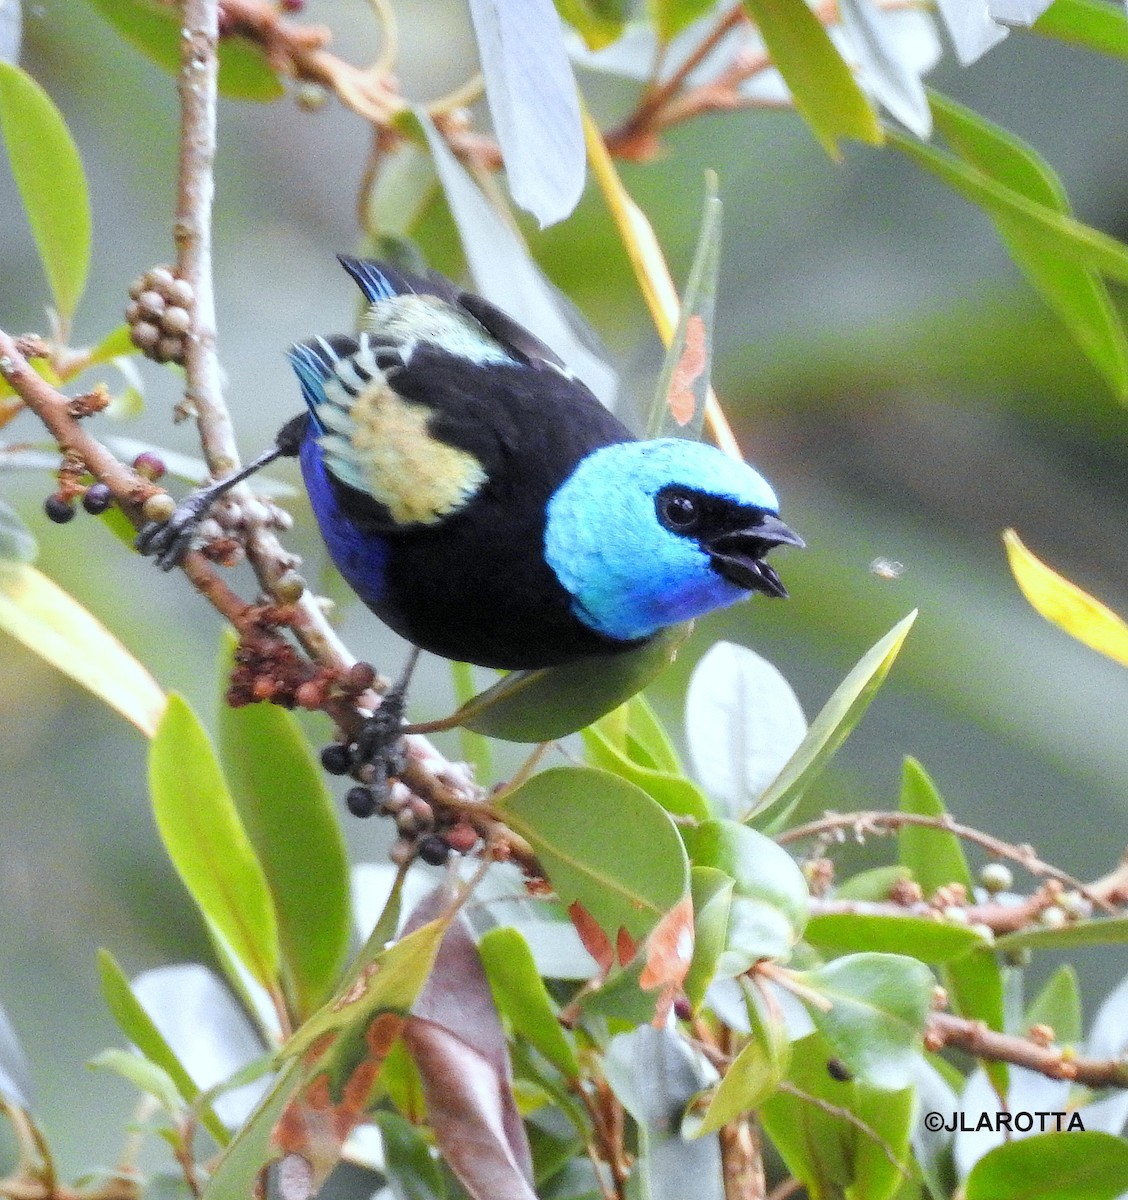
0;563;166;735
1004;528;1128;668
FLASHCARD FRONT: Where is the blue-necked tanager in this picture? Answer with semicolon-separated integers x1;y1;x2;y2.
138;255;801;690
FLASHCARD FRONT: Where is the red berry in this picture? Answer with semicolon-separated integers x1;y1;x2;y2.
132;451;167;481
281;0;305;11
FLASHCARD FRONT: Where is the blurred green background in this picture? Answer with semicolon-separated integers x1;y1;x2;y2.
1;0;1127;1175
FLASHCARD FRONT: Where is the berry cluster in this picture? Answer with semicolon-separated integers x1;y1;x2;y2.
126;267;195;364
44;452;170;525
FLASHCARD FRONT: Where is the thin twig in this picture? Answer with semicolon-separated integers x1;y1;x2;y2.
778;810;1111;910
926;1013;1128;1088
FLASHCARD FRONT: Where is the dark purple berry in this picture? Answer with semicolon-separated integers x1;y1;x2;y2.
320;743;351;775
826;1058;853;1082
673;996;693;1021
82;483;113;515
346;786;378;818
44;495;75;524
417;835;451;866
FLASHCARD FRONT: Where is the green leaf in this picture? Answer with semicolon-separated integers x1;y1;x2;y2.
748;611;917;827
451;660;493;779
217;639;351;1019
897;756;973;896
479;926;580;1079
805;913;986;964
203;919;446;1198
0;62;91;320
942;947;1006;1094
648;0;718;40
1025;965;1082;1044
994;916;1128;952
834;865;911;902
375;1110;448;1200
760;1031;913;1200
497;766;689;941
88;1048;184;1115
96;950;229;1146
889;129;1128;334
796;953;933;1090
685;820;809;972
1031;0;1128;61
86;324;140;368
741;0;882;158
455;624;691;741
0;563;166;737
683;867;736;1010
687;990;789;1135
646;177;721;441
149;695;279;992
619;693;682;774
582;721;711;819
929;91;1128;399
965;1131;1128;1200
84;0;284;101
554;0;630;47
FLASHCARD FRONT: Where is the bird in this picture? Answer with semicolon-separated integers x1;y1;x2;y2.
138;256;802;674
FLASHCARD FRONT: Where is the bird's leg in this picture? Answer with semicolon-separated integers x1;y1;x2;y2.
340;647;420;818
136;413;310;570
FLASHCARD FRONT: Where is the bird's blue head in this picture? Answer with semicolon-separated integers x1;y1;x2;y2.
543;439;803;643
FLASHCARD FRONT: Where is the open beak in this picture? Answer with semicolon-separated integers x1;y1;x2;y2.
706;514;804;598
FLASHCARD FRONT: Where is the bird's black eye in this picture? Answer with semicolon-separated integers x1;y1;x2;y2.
657;489;701;533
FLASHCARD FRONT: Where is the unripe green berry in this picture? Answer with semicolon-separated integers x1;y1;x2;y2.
142;493;176;523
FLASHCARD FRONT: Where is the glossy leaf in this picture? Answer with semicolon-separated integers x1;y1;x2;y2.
455;624;691;741
741;0;882;157
838;0;930;137
686;641;807;819
761;1031;914;1200
467;0;584;228
0;998;32;1110
646;178;721;440
416;108;615;401
1004;529;1128;667
498;766;689;941
686;820;808;972
452;660;493;779
84;0;284;101
748;610;917;827
931;92;1128;399
1025;964;1082;1044
218;642;351;1018
88;1048;183;1114
688;995;790;1135
683;867;735;1010
0;563;166;736
582;721;710;819
554;0;629;47
1032;0;1128;60
205;919;445;1198
805;913;985;963
0;61;91;319
97;950;229;1145
376;1110;448;1200
0;0;19;64
796;953;933;1089
994;916;1128;952
890;126;1128;295
604;1026;723;1200
898;756;974;896
965;1131;1128;1200
619;692;682;773
150;695;279;991
834;865;912;902
86;324;140;367
0;499;36;564
942;946;1007;1093
479;927;579;1079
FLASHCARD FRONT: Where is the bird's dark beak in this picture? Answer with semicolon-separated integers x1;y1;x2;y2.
706;514;805;598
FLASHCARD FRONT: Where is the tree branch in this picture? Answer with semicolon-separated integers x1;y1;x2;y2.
926;1013;1128;1089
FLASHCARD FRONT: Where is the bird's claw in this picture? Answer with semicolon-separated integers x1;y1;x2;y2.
135;494;214;570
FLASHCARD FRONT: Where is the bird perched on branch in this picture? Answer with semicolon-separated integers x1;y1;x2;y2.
138;256;801;672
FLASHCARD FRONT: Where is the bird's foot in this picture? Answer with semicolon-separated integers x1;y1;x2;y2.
135;488;220;570
321;686;410;819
